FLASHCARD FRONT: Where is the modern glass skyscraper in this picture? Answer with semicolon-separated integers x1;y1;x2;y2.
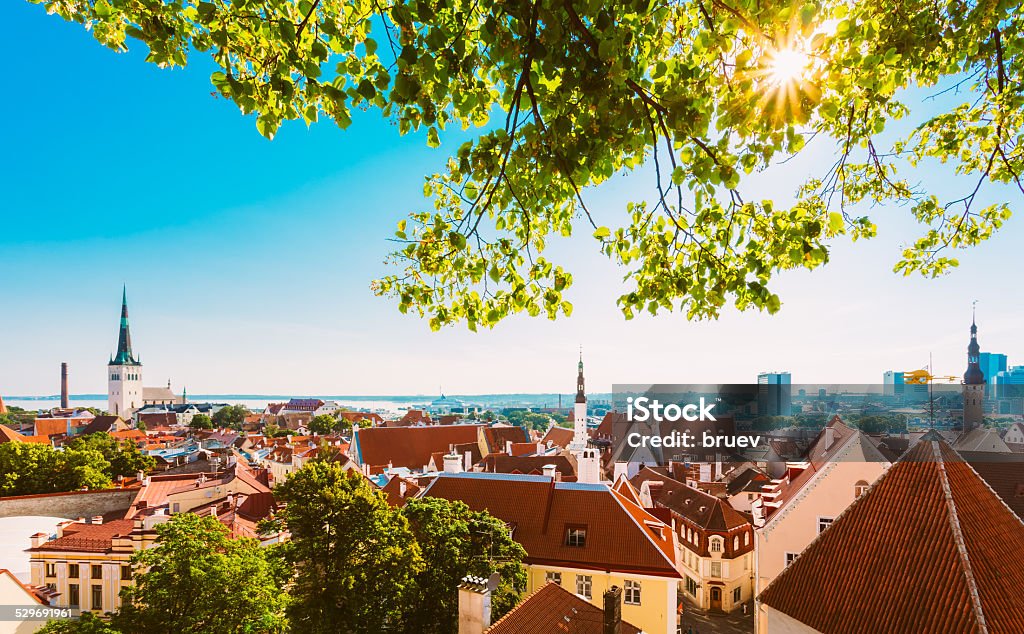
758;372;792;417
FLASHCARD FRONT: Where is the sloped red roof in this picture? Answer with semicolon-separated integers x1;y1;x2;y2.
485;581;641;634
479;453;577;481
354;424;481;470
0;424;26;443
481;425;529;455
380;476;421;507
29;519;135;554
540;426;573;449
966;454;1024;521
759;440;1024;633
422;473;679;577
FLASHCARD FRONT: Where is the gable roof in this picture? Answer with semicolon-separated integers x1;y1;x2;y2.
353;424;482;470
481;425;530;455
0;424;26;444
77;415;126;437
759;440;1024;633
421;473;680;577
479;453;578;481
485;582;641;634
964;452;1024;522
540;426;574;449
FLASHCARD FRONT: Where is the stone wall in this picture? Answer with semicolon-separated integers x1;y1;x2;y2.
0;488;137;519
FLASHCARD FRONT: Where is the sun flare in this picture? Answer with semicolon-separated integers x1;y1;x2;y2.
768;47;810;86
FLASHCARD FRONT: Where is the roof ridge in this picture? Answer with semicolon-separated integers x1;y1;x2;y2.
608;487;679;572
933;442;988;634
483;581;558;633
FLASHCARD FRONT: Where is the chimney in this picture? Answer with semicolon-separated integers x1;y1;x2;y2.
399;481;407;498
603;586;623;634
60;363;69;409
458;573;499;634
30;533;47;548
464;450;473;471
824;426;835;451
505;440;513;454
542;464;558;479
92;516;104;525
444;453;464;474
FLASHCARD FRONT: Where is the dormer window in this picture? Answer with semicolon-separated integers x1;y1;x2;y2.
709;536;724;552
565;525;587;547
855;480;869;497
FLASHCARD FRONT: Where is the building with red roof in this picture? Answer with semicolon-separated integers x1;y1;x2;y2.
478;582;641;634
759;438;1024;633
421;472;681;634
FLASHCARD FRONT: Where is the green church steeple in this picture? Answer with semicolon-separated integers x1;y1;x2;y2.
110;286;139;366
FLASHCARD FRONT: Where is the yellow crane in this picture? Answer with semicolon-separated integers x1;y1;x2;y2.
902;369;959;385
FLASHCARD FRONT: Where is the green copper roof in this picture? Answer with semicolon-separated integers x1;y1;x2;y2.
110;286;140;366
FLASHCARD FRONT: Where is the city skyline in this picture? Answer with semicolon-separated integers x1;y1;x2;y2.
4;2;1024;396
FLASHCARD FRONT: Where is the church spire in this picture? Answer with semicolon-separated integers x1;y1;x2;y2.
110;286;138;366
575;347;586;404
963;305;984;385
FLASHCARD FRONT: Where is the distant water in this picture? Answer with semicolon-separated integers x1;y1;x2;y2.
4;398;418;417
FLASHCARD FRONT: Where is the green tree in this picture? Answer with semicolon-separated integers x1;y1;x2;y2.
399;497;526;632
114;513;287;634
505;410;555;432
273;461;423;633
307;413;338;435
39;612;119;634
211;405;248;429
26;0;1024;329
189;414;214;430
0;442;111;496
64;432;156;479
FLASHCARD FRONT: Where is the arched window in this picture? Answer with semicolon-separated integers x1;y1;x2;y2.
709;536;723;553
855;480;869;497
733;536;740;550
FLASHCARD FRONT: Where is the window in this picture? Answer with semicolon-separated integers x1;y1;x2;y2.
855;480;870;497
744;532;750;546
68;564;79;578
785;552;799;567
709;537;723;552
733;587;742;603
818;517;834;534
545;571;561;586
68;583;80;608
91;565;102;580
565;526;587;547
711;561;722;578
91;585;103;611
733;536;740;550
576;575;592;599
45;563;56;578
121;565;132;580
624;580;641;605
685;576;699;596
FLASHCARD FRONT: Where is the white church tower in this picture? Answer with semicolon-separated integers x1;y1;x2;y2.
570;351;602;483
107;287;143;417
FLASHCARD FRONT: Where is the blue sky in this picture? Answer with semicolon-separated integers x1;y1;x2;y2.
3;2;1023;396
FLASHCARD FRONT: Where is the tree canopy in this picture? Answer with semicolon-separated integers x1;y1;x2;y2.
26;0;1024;329
0;442;111;496
188;413;214;430
399;497;526;632
271;461;423;633
115;514;288;634
212;404;249;429
64;432;157;479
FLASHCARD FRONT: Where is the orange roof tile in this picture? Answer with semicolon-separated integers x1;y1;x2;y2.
29;519;135;554
759;440;1024;633
422;474;679;577
485;582;641;634
354;424;481;470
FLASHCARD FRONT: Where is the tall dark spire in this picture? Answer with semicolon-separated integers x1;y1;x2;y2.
110;286;139;366
963;308;984;385
575;348;586;404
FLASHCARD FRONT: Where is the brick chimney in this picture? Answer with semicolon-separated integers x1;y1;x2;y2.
603;586;623;634
458;573;499;634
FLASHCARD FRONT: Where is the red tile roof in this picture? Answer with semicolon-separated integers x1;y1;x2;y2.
479;453;578;481
422;473;680;577
354;424;482;470
0;425;26;443
485;582;641;634
380;476;422;507
759;440;1024;633
964;453;1024;522
540;426;574;449
29;519;136;554
481;425;530;455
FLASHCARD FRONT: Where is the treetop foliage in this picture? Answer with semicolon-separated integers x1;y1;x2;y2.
28;0;1024;329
